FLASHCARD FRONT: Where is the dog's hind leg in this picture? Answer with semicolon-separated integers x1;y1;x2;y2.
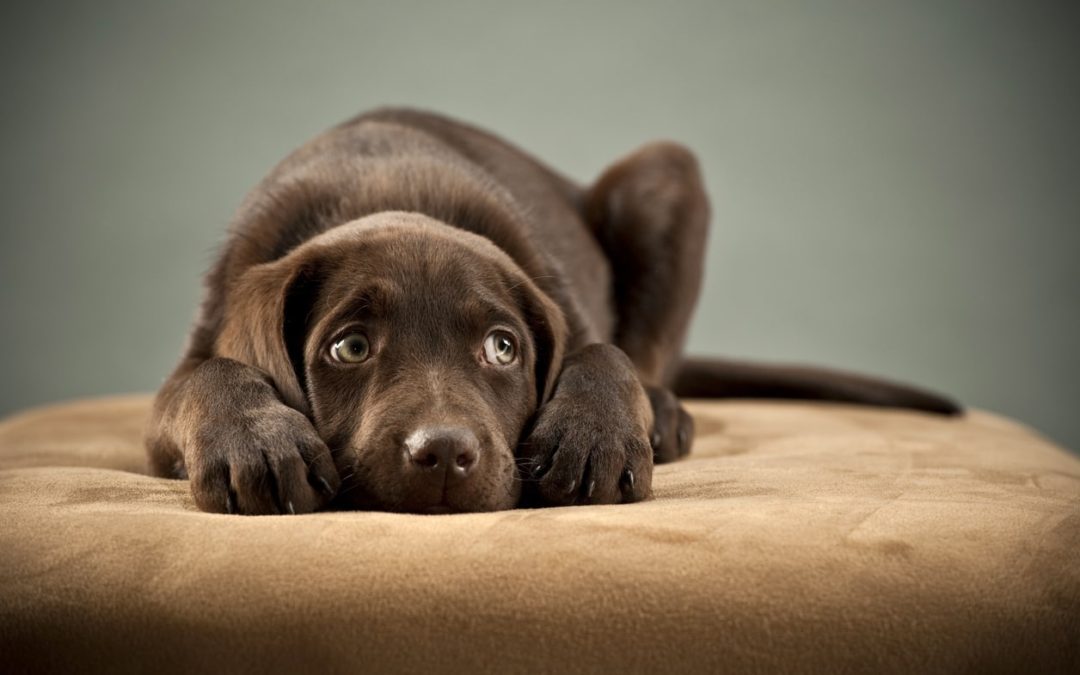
583;142;961;420
584;142;710;462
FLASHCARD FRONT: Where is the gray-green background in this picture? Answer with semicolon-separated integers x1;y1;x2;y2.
2;1;1077;452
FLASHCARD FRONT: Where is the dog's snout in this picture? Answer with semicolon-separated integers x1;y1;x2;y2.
404;427;480;480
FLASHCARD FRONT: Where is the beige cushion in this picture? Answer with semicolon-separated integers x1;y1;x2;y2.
1;396;1077;672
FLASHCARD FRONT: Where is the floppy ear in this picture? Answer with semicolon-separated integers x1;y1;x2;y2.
516;280;568;406
215;256;321;416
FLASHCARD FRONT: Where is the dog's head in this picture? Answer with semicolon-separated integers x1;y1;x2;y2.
216;212;567;513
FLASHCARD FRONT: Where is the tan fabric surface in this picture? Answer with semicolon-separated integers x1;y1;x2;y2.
1;396;1078;673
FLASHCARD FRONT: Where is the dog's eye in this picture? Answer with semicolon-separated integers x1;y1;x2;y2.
482;330;517;365
330;333;370;364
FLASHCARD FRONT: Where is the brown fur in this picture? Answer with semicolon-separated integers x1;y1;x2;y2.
146;107;959;515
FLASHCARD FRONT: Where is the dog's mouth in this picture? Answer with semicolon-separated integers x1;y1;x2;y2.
414;482;465;515
400;482;506;514
330;458;518;514
329;433;522;513
421;503;459;515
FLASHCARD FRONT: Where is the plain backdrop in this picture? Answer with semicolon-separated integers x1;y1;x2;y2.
1;1;1077;453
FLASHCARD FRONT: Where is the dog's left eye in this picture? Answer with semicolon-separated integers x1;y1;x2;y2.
482;330;517;365
330;333;370;364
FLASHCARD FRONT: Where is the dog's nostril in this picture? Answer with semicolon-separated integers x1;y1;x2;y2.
456;447;478;470
404;427;481;480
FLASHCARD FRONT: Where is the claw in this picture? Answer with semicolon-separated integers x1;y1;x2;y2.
286;500;296;515
315;475;335;498
532;456;551;479
621;468;635;493
586;479;596;499
225;491;237;515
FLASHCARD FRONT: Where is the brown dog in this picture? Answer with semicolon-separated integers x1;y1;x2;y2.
146;108;959;515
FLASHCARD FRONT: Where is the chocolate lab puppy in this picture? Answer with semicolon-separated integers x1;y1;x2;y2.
146;108;959;515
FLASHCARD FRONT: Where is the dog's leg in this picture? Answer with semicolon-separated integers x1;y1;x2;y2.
145;356;340;515
519;344;654;506
585;142;710;463
586;142;710;384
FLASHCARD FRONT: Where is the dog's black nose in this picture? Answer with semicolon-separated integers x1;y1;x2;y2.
405;427;480;481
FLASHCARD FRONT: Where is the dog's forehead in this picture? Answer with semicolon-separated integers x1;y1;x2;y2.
304;212;524;321
308;212;509;262
320;219;504;284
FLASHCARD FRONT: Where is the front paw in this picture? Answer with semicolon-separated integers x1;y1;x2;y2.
186;404;340;515
519;344;653;506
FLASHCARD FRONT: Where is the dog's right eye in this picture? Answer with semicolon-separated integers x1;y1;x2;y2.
330;333;370;364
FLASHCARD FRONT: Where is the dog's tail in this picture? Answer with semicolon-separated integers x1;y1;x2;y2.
671;357;962;416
